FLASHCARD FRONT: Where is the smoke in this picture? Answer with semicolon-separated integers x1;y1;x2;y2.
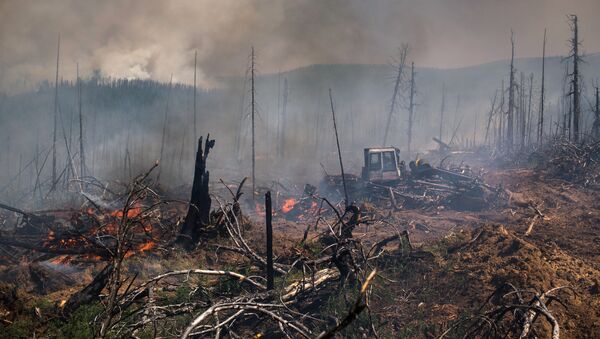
2;0;600;93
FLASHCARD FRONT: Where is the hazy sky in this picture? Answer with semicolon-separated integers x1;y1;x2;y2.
1;0;599;91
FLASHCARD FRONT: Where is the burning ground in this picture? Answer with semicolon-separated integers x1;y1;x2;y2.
0;137;597;338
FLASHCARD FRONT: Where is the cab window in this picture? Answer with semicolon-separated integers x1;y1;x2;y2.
382;151;396;171
369;152;381;170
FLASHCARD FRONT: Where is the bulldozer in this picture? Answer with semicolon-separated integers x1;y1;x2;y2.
361;147;405;184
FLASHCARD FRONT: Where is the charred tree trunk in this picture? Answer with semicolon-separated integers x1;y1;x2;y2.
569;15;582;143
538;28;547;144
329;89;349;207
52;34;60;190
593;85;600;139
176;136;215;250
484;91;497;146
520;72;526;148
193;50;198;148
77;63;86;179
157;74;173;183
526;74;534;147
265;191;274;290
507;31;515;151
277;78;288;159
499;80;505;150
251;47;256;202
439;83;446;141
407;62;415;156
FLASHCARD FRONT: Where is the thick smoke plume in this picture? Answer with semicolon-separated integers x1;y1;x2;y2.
2;0;600;92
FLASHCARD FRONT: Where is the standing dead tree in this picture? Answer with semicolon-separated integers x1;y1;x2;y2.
265;191;274;290
507;31;516;151
526;74;534;147
193;50;198;147
176;135;215;250
567;15;583;143
157;74;173;183
382;45;409;146
329;89;349;207
277;78;288;159
235;64;249;162
440;83;446;142
519;72;526;149
538;28;547;144
592;82;600;139
407;62;416;156
484;91;498;146
51;34;60;191
251;46;257;202
77;63;86;179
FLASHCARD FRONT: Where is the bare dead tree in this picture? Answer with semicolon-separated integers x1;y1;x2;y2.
484;91;498;146
382;45;409;146
593;83;600;138
235;64;249;162
193;50;198;148
440;83;446;141
265;191;274;290
507;31;516;151
277;77;288;159
520;72;526;148
561;64;570;137
329;89;349;207
538;28;547;144
157;74;173;183
407;62;416;155
52;34;60;191
568;15;582;143
251;46;256;202
76;63;86;180
526;74;534;147
499;80;505;150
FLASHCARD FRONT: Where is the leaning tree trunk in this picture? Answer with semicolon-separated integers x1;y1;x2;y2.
176;135;215;250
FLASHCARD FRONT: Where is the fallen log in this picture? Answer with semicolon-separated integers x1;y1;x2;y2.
0;237;110;257
62;263;114;317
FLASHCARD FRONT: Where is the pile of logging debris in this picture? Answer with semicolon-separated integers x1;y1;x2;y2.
532;137;600;188
319;159;505;212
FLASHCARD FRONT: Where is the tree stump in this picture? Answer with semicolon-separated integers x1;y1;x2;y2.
176;135;215;250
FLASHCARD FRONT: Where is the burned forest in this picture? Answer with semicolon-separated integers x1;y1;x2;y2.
1;1;600;338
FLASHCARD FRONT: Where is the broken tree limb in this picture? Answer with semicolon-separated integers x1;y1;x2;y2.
316;269;376;339
524;214;539;236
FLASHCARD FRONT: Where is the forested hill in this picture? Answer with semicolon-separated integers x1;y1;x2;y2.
1;53;599;189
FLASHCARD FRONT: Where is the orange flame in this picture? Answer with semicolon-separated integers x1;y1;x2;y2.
138;241;155;252
281;198;297;214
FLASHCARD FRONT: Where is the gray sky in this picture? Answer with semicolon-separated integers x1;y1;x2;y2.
1;0;599;91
